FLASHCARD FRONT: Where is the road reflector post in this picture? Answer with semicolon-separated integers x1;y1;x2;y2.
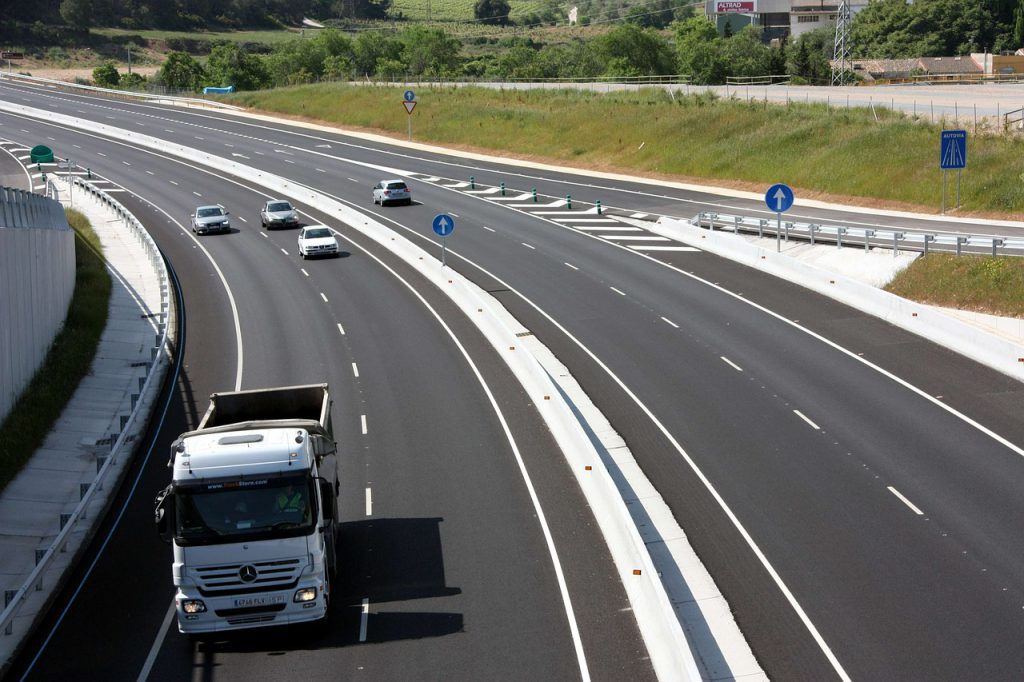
809;223;817;245
923;234;934;256
892;232;905;256
566;194;572;209
837;227;846;249
87;167;92;179
864;229;874;252
596;200;602;215
758;219;766;238
532;187;537;202
993;238;1004;257
956;236;967;256
470;176;475;190
500;182;505;196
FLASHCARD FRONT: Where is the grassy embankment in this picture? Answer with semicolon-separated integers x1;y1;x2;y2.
231;84;1024;317
0;209;112;493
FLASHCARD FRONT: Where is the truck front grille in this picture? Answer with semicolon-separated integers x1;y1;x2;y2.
194;557;304;597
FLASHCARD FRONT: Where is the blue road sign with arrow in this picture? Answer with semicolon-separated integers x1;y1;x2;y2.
432;213;454;236
404;89;415;102
765;183;794;213
940;130;967;170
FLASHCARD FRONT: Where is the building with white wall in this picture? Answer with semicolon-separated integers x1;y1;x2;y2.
705;0;869;41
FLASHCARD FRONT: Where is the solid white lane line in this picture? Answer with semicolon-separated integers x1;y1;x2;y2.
359;598;369;641
602;235;671;242
361;415;367;434
610;286;626;296
337;323;346;335
365;488;372;516
482;225;495;232
794;410;821;430
661;316;679;328
301;268;309;277
630;246;701;252
136;600;176;682
721;356;743;372
320;292;329;303
522;242;535;249
352;362;359;378
888;486;924;515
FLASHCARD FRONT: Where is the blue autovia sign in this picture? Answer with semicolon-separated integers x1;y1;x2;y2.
940;130;967;170
432;213;454;236
764;183;794;213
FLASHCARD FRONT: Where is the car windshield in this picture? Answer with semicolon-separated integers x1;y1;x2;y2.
386;182;407;190
268;202;292;212
306;228;331;239
197;207;223;218
174;475;316;546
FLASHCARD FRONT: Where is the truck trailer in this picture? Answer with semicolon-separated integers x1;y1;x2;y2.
155;383;339;635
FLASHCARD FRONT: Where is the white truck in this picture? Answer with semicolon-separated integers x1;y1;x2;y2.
155;384;339;636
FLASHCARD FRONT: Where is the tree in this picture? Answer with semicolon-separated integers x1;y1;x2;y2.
1015;0;1024;47
60;0;92;28
475;0;511;26
722;27;770;79
352;32;402;77
92;62;120;88
767;37;787;77
205;43;270;91
401;26;462;77
675;16;728;84
593;24;674;77
157;52;207;91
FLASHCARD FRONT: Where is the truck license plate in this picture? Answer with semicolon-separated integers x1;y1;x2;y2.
234;595;284;608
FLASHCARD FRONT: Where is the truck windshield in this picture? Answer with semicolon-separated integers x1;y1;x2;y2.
175;475;316;545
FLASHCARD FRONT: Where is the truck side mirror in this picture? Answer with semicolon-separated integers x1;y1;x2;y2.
312;435;337;461
317;478;335;521
154;485;174;544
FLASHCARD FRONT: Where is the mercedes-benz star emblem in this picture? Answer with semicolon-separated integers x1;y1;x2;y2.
238;564;258;582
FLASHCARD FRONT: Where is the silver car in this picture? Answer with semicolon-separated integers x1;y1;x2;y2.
297;225;339;259
191;205;230;234
372;179;412;206
260;199;299;229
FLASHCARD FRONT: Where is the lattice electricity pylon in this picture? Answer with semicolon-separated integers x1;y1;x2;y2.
831;0;852;86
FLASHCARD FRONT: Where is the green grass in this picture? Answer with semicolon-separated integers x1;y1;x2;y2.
886;255;1024;317
92;27;299;46
229;83;1024;215
0;209;112;493
389;0;551;21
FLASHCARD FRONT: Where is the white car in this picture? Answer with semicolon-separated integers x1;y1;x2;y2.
297;225;339;259
372;179;412;206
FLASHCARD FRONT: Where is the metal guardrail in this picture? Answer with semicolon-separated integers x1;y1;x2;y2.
0;172;171;639
0;72;243;111
0;186;67;230
693;211;1024;257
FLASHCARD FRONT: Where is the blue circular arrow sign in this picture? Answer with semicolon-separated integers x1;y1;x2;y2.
765;183;794;213
404;89;415;102
432;213;455;236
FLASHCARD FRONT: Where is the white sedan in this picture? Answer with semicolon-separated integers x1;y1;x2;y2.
297;225;339;259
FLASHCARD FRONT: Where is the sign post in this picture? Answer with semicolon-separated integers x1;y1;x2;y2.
939;129;967;214
432;213;455;267
764;183;794;253
403;90;416;142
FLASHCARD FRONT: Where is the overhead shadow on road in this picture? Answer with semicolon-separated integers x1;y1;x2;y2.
188;517;463;667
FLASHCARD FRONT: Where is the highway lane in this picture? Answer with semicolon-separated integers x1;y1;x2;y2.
3;115;652;681
6;87;1024;675
3;78;1022;245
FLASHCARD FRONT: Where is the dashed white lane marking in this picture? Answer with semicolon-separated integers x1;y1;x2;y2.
224;143;234;147
630;246;701;252
347;177;359;183
564;262;579;270
169;180;178;185
280;248;289;255
145;170;154;175
96;152;107;157
482;226;495;232
192;191;201;197
601;235;671;242
359;598;369;642
661;316;679;328
794;410;821;430
237;216;246;223
259;233;268;239
522;243;535;249
361;415;368;434
352;362;359;378
365;488;372;516
164;129;174;133
610;286;626;296
284;159;295;164
337;323;346;335
320;292;329;303
315;168;325;173
450;213;459;218
887;486;924;515
721;356;743;372
301;268;309;277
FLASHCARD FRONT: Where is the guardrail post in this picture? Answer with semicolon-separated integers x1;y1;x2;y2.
893;232;905;257
864;229;875;252
784;222;792;242
758;219;766;238
836;227;846;249
924;234;935;256
992;238;1004;257
956;236;967;256
809;224;818;245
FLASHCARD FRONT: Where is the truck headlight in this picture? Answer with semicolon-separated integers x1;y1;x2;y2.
181;599;207;614
293;588;317;603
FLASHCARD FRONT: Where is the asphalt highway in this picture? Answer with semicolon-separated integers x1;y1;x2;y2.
3;80;1024;680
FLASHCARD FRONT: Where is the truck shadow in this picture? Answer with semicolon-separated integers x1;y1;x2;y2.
192;517;462;657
